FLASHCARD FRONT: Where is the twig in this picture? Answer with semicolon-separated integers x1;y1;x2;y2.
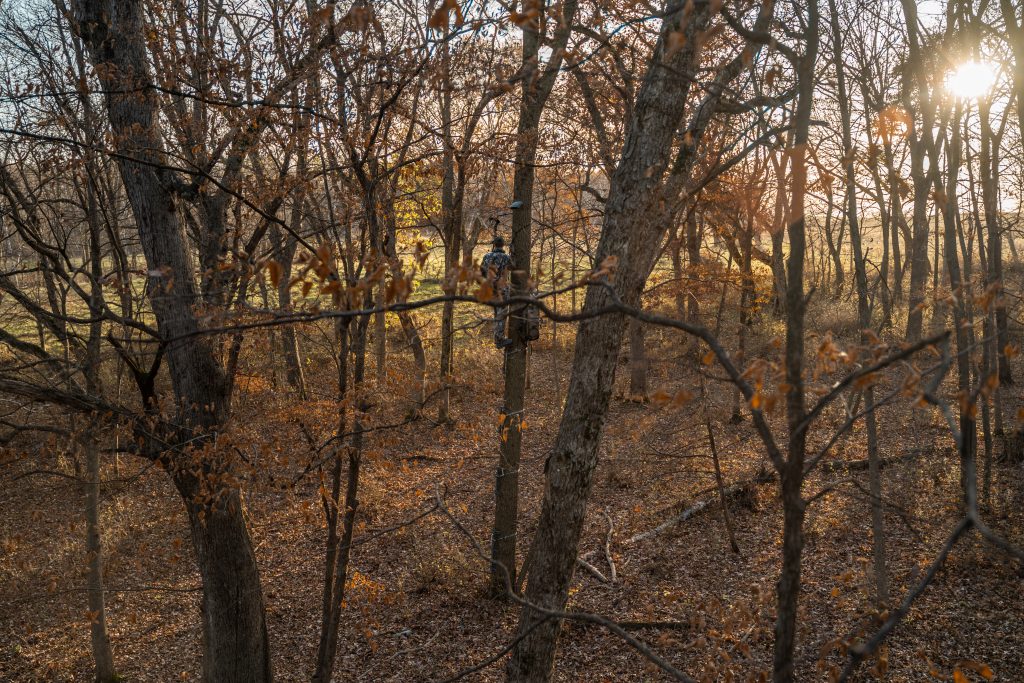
603;508;617;582
576;556;609;583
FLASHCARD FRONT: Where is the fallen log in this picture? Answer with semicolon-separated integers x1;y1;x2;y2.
820;449;928;474
576;620;691;631
619;450;930;547
626;471;776;545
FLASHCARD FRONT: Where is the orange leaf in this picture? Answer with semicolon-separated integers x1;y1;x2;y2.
266;260;282;288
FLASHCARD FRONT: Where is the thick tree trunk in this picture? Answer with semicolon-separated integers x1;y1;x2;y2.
174;478;271;682
507;3;774;678
72;3;271;679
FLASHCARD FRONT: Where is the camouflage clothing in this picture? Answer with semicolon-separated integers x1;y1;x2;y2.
481;248;512;288
482;248;512;347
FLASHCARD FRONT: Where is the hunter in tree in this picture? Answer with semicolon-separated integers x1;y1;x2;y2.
482;235;514;348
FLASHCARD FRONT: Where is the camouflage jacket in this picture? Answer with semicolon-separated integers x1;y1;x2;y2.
481;248;512;285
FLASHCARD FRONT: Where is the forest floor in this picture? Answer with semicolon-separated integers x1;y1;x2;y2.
2;297;1024;682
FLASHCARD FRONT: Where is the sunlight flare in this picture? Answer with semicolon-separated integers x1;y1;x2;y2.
945;60;998;99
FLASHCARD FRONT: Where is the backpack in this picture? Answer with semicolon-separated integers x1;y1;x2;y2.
525;295;541;341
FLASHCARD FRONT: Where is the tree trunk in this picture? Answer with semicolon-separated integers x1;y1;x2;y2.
313;316;350;683
83;178;117;681
733;214;754;423
858;84;893;326
174;478;271;682
823;186;845;296
686;208;703;324
507;3;774;678
274;208;307;400
770;139;790;318
438;35;458;424
313;306;370;682
627;318;648;400
828;0;887;604
490;0;579;596
72;3;271;679
773;469;806;682
978;96;1013;385
881;137;905;304
773;4;817;679
439;292;457;423
83;433;117;682
902;0;976;507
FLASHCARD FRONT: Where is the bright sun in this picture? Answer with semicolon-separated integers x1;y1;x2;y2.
945;61;998;99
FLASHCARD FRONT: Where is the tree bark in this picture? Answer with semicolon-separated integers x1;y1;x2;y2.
71;2;271;679
490;0;579;596
773;3;817;679
507;3;774;678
